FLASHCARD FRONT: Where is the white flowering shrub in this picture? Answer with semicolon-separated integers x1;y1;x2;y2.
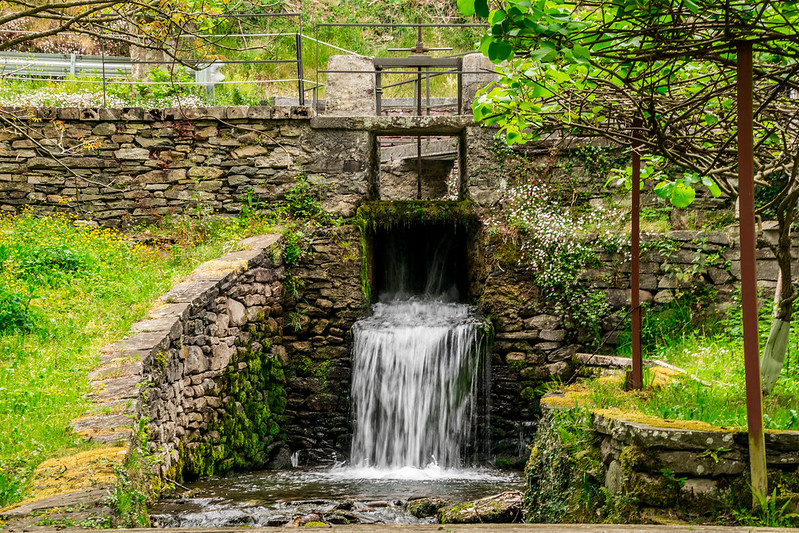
0;85;206;109
485;182;630;339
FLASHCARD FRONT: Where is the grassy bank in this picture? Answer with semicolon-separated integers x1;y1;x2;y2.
0;211;275;508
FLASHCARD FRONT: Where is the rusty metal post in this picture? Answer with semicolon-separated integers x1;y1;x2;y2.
737;40;768;504
630;118;643;390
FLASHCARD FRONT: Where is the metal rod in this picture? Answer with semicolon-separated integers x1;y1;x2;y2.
300;34;359;57
417;135;422;200
376;68;383;115
296;32;304;105
426;67;430;116
315;18;320;113
737;40;768;505
100;38;106;108
630;117;643;390
225;13;302;18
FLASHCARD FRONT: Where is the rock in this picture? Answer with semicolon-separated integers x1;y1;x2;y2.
114;147;149;160
437;491;523;524
227;298;247;327
325;55;376;116
233;145;270;158
266;445;293;470
405;497;450;518
92;122;116;136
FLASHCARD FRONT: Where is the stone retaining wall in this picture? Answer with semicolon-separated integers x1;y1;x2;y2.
280;226;364;465
479;227;787;461
71;234;289;479
594;411;799;515
0;107;370;225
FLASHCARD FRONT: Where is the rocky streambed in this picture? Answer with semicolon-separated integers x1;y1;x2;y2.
150;467;524;527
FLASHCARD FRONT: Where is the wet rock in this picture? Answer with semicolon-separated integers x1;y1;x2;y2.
437;490;523;524
323;510;359;524
404;497;451;518
284;512;325;527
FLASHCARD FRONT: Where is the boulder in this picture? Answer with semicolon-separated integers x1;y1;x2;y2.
437;491;523;524
405;497;450;518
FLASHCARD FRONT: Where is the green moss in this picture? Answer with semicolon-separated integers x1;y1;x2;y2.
356;200;478;232
303;521;328;527
171;334;287;481
357;220;371;304
619;445;646;480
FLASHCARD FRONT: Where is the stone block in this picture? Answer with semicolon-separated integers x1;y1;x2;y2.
325;55;376;116
115;148;150;160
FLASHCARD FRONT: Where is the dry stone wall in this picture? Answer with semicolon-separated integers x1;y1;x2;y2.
280;226;365;465
0;106;371;225
72;234;290;479
479;227;786;462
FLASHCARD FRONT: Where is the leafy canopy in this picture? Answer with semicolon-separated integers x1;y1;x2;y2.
459;0;799;208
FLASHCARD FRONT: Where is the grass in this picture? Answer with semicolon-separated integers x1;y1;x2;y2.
0;210;279;509
575;290;799;432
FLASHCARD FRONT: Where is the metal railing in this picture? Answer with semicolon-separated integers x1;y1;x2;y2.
0;16;485;110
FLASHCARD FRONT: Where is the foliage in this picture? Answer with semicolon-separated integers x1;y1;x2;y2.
525;408;634;523
461;0;799;390
108;456;151;528
733;489;799;528
0;284;35;334
484;181;623;340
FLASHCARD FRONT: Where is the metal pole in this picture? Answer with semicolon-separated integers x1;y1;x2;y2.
417;58;422;199
630;117;643;390
737;40;768;505
375;68;382;115
100;39;107;108
296;32;305;105
425;67;430;116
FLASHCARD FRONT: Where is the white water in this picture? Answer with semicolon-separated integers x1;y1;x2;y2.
349;299;488;471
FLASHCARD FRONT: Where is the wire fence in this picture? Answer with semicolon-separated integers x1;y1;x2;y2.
0;14;487;111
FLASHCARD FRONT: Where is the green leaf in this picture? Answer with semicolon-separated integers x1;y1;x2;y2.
572;44;590;63
507;130;523;144
702;177;722;197
489;9;506;25
530;41;557;62
457;0;476;17
654;181;675;201
671;182;696;208
488;40;514;62
475;0;490;18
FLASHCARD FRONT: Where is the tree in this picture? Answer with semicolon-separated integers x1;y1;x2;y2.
458;0;799;394
0;0;286;72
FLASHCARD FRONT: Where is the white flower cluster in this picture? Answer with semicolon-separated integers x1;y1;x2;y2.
0;87;127;108
0;87;207;109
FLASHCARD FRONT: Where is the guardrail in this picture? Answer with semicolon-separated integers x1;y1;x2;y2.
0;52;225;95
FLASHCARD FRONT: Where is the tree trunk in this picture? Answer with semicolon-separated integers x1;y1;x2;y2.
760;189;799;394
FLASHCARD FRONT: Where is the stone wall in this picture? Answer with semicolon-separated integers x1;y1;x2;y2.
0;107;371;225
0;107;508;226
280;226;365;465
592;409;799;517
72;234;291;479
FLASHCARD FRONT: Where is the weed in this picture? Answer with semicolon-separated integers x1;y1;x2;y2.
733;489;799;527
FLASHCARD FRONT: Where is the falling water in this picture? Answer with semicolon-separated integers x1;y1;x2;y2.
350;300;488;470
348;223;490;472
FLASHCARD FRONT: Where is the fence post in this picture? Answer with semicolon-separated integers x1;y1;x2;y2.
296;33;305;105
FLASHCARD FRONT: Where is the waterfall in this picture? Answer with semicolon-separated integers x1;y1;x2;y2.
350;299;488;470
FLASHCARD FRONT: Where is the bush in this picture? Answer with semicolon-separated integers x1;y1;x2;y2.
0;285;35;334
